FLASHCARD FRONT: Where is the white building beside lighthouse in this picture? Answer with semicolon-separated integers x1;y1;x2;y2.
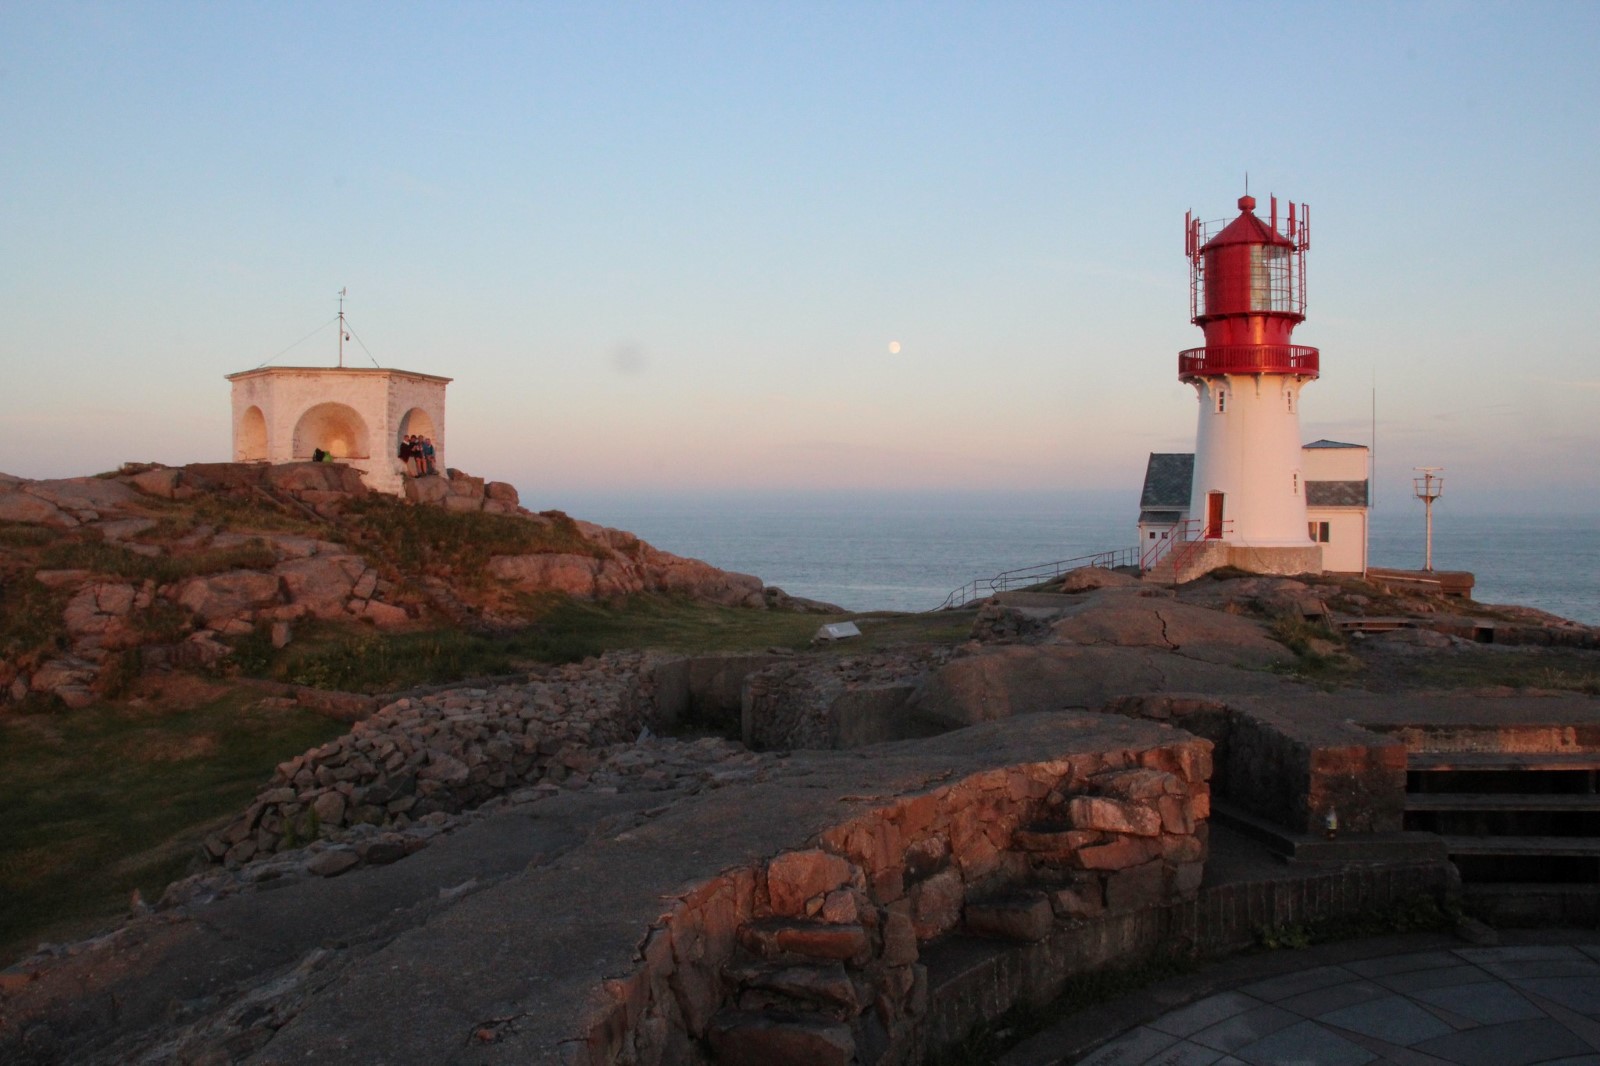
1140;194;1368;580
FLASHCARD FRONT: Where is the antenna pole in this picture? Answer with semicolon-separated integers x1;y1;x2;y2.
337;287;348;368
1412;467;1443;572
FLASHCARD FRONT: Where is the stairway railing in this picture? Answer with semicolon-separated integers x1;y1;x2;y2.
936;547;1140;611
1139;518;1202;571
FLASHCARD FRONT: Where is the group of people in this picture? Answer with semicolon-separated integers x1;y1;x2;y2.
400;434;437;477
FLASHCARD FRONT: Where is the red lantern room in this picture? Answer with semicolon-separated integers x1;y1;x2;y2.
1179;194;1318;381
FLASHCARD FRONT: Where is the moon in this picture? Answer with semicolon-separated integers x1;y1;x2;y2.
888;340;902;354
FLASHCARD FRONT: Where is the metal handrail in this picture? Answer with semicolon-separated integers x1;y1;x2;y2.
936;547;1141;611
1178;345;1319;377
1139;518;1202;570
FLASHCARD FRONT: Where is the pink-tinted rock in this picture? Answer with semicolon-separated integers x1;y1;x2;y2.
277;555;366;618
909;868;964;939
0;490;75;528
176;570;282;626
1065;795;1162;836
33;569;90;588
1076;836;1160;871
487;553;602;597
739;920;868;961
1093;768;1181;800
766;850;857;916
62;582;138;637
359;600;410;627
127;467;183;499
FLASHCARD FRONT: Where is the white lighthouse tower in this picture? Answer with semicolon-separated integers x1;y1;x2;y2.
1177;193;1322;572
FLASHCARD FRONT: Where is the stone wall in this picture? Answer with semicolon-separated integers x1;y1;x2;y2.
572;736;1212;1066
740;649;954;750
1101;693;1407;836
206;652;671;863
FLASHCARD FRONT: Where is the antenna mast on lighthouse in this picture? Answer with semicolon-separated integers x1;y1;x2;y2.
337;287;349;368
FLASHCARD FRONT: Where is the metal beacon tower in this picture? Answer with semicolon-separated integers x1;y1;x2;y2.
1181;193;1318;552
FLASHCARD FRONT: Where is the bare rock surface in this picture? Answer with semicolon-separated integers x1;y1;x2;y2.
0;713;1199;1065
1043;587;1292;668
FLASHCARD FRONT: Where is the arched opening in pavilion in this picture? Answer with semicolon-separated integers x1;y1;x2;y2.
292;402;370;460
237;405;268;461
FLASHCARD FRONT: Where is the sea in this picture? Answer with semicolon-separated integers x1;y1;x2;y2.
560;491;1600;626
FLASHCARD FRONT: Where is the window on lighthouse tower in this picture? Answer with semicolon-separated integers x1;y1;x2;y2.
1216;389;1227;413
1249;245;1291;312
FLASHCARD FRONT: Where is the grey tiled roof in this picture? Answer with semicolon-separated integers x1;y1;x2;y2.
1303;439;1366;450
1306;480;1369;506
1140;453;1194;508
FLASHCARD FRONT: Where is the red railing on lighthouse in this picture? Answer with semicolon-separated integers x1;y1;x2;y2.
1178;344;1320;379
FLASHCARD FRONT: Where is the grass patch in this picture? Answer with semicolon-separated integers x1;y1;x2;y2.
0;573;70;663
1372;646;1600;694
1265;614;1360;686
0;688;346;960
1255;892;1457;950
240;598;976;695
0;522;55;549
39;535;278;584
339;496;601;580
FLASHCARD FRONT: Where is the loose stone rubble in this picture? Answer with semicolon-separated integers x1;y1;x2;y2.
207;652;692;864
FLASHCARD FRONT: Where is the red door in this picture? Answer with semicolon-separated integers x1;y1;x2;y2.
1205;492;1224;539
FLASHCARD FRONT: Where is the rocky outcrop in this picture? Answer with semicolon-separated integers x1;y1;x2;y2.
0;464;790;708
487;523;766;608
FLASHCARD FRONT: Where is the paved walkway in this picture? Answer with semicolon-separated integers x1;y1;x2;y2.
1002;933;1600;1066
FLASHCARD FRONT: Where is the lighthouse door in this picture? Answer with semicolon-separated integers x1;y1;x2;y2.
1205;493;1225;539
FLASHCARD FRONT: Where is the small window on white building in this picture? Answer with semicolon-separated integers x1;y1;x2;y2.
1216;389;1227;413
1286;389;1295;413
1308;521;1330;543
1149;531;1158;539
1292;472;1300;495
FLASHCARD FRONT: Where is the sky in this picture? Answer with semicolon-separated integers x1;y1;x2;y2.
3;1;1597;514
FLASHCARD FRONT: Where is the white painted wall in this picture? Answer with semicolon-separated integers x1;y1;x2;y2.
1308;508;1367;573
1188;375;1310;547
227;367;449;496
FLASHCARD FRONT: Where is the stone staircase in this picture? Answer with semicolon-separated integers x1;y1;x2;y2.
1402;750;1600;925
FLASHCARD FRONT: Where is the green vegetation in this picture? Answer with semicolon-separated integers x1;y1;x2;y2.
1265;614;1360;686
0;575;70;664
1255;892;1457;950
0;690;346;959
39;535;279;584
1380;647;1600;695
236;596;977;694
339;496;601;580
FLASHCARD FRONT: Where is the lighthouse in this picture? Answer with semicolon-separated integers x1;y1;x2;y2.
1183;194;1318;551
1138;193;1364;580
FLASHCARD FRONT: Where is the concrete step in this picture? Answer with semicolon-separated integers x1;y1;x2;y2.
1211;801;1448;865
1441;835;1600;858
1406;793;1600;812
1407;752;1600;773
